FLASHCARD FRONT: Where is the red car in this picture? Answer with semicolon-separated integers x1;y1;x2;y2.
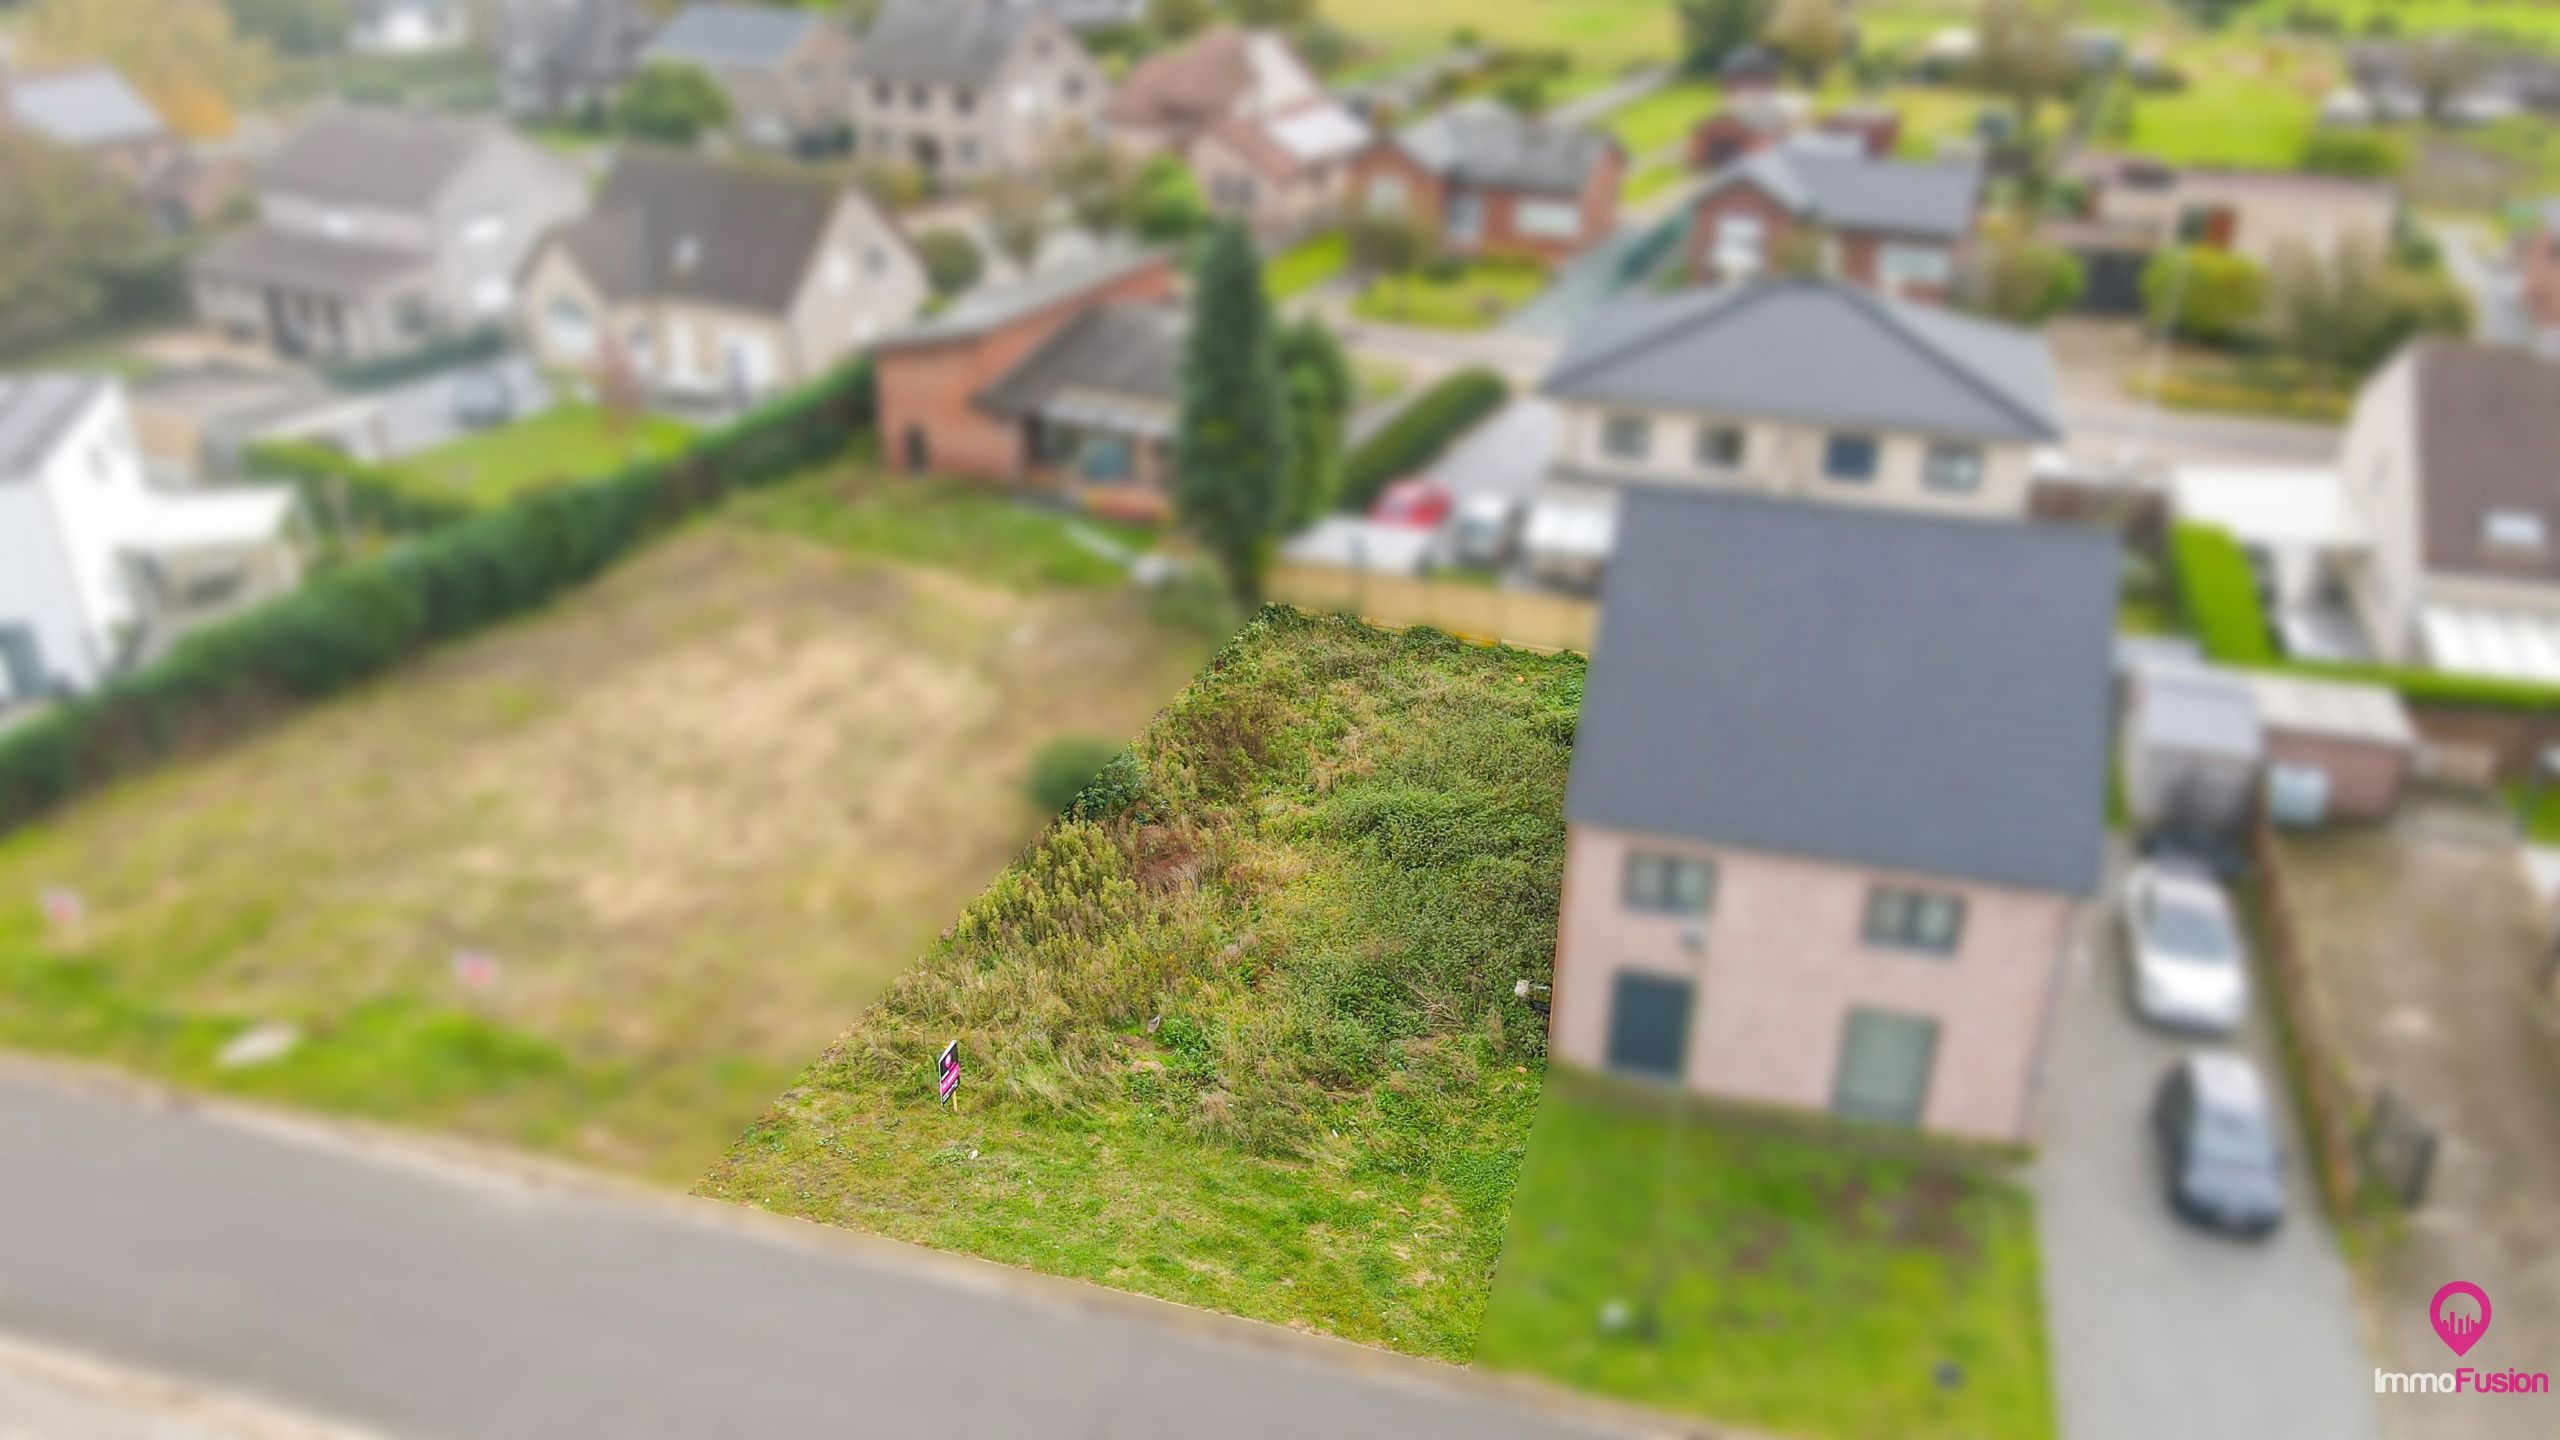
1369;478;1453;528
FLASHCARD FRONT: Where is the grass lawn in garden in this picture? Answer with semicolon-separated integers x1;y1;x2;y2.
699;611;1581;1360
390;404;696;508
1324;0;1675;74
1476;1073;2057;1440
1352;260;1551;331
1603;81;1720;157
1263;229;1349;300
726;471;1155;591
0;470;1212;1183
2121;40;2329;169
1624;157;1690;205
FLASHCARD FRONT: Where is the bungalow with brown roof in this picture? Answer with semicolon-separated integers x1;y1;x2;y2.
1107;26;1369;241
1687;139;1983;302
1346;99;1623;265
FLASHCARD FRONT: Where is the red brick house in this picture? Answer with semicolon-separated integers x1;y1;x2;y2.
871;247;1181;503
1686;93;1801;171
1347;99;1624;266
1688;141;1982;302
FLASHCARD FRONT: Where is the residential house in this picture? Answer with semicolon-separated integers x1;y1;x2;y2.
349;0;472;55
2043;153;2398;314
1533;277;2062;547
847;0;1108;183
641;3;857;152
1031;0;1150;31
1551;486;2114;1141
497;0;654;121
1687;139;1983;301
191;109;587;363
871;246;1178;488
2335;341;2560;683
1349;100;1623;265
0;63;202;225
1106;26;1368;240
518;148;925;406
0;376;302;706
1685;92;1805;171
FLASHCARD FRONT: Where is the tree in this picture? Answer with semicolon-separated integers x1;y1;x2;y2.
1971;0;2077;143
1494;72;1549;116
1963;218;2086;323
20;0;269;139
1129;155;1209;243
1056;139;1131;236
1345;210;1435;279
1230;0;1314;23
1275;319;1354;525
1148;0;1214;42
0;133;154;351
980;175;1049;268
2403;34;2487;123
225;0;349;55
1174;224;1291;601
611;62;730;144
1762;0;1846;85
2267;237;2468;379
1675;0;1770;78
913;229;984;296
2141;245;2269;345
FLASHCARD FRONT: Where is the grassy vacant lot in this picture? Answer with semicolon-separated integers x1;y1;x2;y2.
1478;1074;2056;1440
0;472;1209;1181
700;611;1581;1359
1353;259;1550;331
391;404;696;509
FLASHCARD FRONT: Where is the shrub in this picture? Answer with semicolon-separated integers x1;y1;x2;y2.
1069;748;1154;821
2300;129;2403;178
2169;522;2274;664
912;228;984;296
2142;246;2268;346
1337;367;1508;512
246;440;477;537
1027;735;1125;815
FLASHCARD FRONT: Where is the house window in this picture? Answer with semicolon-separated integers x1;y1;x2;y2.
2485;509;2547;551
1695;425;1745;469
1623;852;1715;914
1713;213;1765;274
1832;1008;1938;1127
1516;199;1580;239
1823;433;1879;483
1601;414;1651;460
910;83;930;109
1863;887;1966;955
1923;442;1984;494
1605;972;1694;1081
547;295;594;356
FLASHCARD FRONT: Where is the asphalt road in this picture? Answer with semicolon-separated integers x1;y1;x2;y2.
2032;879;2382;1440
0;1065;1667;1440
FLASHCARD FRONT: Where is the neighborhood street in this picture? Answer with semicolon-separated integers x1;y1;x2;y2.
0;1063;1669;1440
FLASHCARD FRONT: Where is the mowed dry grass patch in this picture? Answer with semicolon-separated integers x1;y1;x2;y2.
0;518;1210;1181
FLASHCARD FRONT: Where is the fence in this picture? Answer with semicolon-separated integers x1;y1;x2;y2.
1268;562;1597;654
2248;818;2362;1215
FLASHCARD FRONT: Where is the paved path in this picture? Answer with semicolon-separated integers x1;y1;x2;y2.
0;1064;1671;1440
2032;870;2381;1440
2431;218;2533;351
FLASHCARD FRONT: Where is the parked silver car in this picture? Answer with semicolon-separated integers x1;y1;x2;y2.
2120;861;2249;1033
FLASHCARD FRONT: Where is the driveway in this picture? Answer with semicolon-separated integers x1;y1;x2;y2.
0;1062;1668;1440
2032;863;2381;1440
1426;397;1559;504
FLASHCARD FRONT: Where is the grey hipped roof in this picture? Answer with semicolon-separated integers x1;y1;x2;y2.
539;147;854;314
975;302;1185;416
1568;488;2117;896
0;375;111;478
1390;98;1617;196
873;244;1168;349
6;66;165;148
1705;143;1982;241
1541;278;2062;442
643;3;825;68
257;108;492;208
849;0;1038;85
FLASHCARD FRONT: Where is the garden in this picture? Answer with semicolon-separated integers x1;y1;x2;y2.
1350;256;1551;330
387;403;698;509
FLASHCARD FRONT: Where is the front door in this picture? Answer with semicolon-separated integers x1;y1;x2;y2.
1832;1008;1939;1127
1605;972;1694;1082
1446;191;1485;248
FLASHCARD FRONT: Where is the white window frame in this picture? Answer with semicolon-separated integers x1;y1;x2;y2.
1515;198;1581;241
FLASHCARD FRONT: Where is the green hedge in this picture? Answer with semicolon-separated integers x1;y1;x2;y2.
0;359;875;832
2169;521;2275;665
1338;367;1509;512
247;439;476;536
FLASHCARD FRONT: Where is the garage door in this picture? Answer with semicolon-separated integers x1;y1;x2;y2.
1605;972;1693;1081
1832;1008;1938;1127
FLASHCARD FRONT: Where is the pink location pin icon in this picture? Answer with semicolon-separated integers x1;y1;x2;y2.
2431;1281;2491;1358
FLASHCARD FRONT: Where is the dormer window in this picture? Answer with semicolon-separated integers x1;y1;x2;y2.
2485;509;2547;551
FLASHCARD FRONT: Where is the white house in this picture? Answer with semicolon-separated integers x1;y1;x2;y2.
0;376;302;708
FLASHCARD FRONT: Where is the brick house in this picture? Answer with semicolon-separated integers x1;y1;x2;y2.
2519;200;2560;348
1685;92;1802;170
1107;26;1369;242
1687;140;1982;301
1551;487;2115;1142
871;247;1178;485
1347;99;1623;265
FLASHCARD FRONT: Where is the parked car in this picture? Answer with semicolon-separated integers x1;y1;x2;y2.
1443;493;1523;569
2121;860;2249;1033
449;367;516;428
2152;1053;2286;1237
1370;478;1453;529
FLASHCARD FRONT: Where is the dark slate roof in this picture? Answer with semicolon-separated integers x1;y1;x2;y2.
1706;143;1982;240
2407;340;2560;584
1569;488;2116;895
544;147;849;313
643;3;824;68
874;244;1168;349
6;66;165;148
849;0;1038;86
257;108;490;208
192;226;435;294
975;302;1184;415
1541;278;2062;442
1391;98;1617;195
0;375;110;478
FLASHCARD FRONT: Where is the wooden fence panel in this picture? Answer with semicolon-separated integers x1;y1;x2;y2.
1269;563;1598;653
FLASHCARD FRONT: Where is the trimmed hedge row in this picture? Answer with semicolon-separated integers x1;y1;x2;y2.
248;439;477;535
1338;366;1509;513
0;360;875;832
2169;521;2275;665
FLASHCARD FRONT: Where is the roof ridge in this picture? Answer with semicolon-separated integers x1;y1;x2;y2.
1830;283;2054;439
1538;284;1764;394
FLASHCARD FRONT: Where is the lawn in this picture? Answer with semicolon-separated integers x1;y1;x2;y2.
1476;1073;2057;1440
1352;259;1550;330
390;404;696;508
2121;40;2329;169
0;472;1212;1182
726;470;1154;591
1623;157;1690;205
1263;229;1349;300
698;610;1582;1360
1324;0;1676;75
1603;81;1721;157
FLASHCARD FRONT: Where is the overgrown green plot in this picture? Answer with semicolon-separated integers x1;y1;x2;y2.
1477;1075;2057;1440
390;404;696;508
700;611;1583;1359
